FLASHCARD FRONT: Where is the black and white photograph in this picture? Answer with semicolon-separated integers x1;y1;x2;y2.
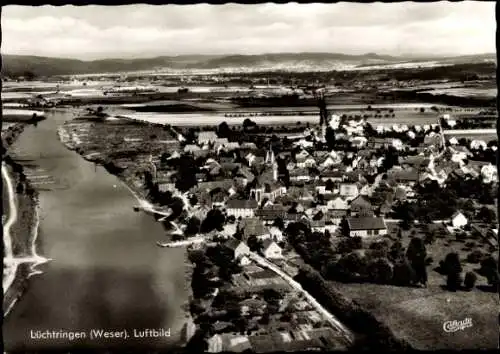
1;1;498;352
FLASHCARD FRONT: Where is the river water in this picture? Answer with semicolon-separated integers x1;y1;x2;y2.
3;110;189;351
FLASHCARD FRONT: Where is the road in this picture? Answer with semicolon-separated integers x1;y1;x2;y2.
247;252;355;346
443;128;496;135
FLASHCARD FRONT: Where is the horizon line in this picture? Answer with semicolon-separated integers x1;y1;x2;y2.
2;51;495;62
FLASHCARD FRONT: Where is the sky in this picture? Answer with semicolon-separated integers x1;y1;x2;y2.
1;2;495;60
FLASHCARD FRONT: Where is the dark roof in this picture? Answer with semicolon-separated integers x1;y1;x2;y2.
328;210;348;218
388;169;420;182
350;196;373;211
239;218;268;237
399;155;430;167
320;170;344;178
225;238;244;251
255;205;286;220
262;239;280;251
347;217;386;230
227;199;258;209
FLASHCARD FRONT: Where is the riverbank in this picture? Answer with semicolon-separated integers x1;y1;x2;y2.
2;160;43;317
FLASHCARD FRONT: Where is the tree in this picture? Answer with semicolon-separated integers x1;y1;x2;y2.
389;240;404;263
368;257;394;284
442;252;463;291
243;118;256;131
477;206;496;224
189;194;198;206
325;127;336;150
247;235;263;253
392;259;417;286
334;251;368;281
16;182;25;194
406;237;428;286
478;256;499;287
382;146;399;171
463;271;477;290
217;121;231;139
185;216;201;236
340;216;350;237
201;209;226;233
273;217;284;230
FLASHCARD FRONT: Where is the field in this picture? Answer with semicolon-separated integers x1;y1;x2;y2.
331;222;498;350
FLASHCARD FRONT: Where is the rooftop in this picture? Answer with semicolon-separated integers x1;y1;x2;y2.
347;217;386;230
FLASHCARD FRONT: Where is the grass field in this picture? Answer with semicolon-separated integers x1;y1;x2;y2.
332;281;498;350
331;222;498;350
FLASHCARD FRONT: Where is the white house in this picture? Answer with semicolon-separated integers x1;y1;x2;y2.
470;140;487;151
268;226;284;242
184;144;201;153
321;155;338;168
197;131;218;145
448;137;459;145
392;139;404;151
224;238;251;265
327;196;349;210
226;199;258;218
347;217;387;238
262;240;283;259
296;156;316;169
339;183;359;200
481;164;498;183
351;136;367;148
451;211;468;228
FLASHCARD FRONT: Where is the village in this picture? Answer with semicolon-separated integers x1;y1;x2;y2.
59;95;498;351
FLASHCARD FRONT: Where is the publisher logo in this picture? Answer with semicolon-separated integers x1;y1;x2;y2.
443;318;473;333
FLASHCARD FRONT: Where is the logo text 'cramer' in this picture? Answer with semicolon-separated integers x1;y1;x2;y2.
443;318;473;333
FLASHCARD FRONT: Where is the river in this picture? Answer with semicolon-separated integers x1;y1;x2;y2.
3;110;189;351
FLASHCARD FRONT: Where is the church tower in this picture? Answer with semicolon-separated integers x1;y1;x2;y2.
265;144;275;165
316;89;328;142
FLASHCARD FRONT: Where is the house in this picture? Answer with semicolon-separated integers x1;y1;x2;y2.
392;138;404;151
250;177;286;203
268;226;284;242
326;196;349;211
328;209;348;225
450;146;472;162
238;218;269;240
347;217;387;237
470;139;487;150
207;334;251;353
387;168;420;186
240;142;257;151
339;183;359;200
423;133;442;148
351;136;367;148
296;156;316;169
320;155;339;168
310;211;327;232
262;239;283;259
320;170;344;182
224;238;251;263
254;204;286;223
451;211;468;228
197;131;218;145
226;199;259;218
349;196;374;216
184;144;201;153
289;168;310;182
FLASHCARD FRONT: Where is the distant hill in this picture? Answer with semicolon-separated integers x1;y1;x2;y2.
1;52;496;77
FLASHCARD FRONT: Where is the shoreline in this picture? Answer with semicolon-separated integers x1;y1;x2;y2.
2;161;44;317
